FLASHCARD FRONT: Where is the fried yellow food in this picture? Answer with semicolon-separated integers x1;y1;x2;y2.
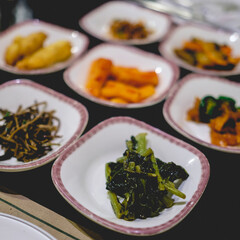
85;57;159;104
5;32;47;66
16;40;72;70
85;58;113;97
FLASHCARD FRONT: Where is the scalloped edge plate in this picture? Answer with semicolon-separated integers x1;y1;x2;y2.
159;23;240;76
64;43;179;108
0;19;89;75
79;1;171;45
0;79;88;172
52;116;210;236
163;73;240;153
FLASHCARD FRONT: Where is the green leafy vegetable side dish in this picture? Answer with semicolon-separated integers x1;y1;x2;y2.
105;133;189;221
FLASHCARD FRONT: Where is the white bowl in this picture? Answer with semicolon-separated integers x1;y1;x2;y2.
163;73;240;153
0;79;88;172
0;19;89;75
159;23;240;76
0;213;56;240
79;1;171;45
64;43;179;108
52;116;210;236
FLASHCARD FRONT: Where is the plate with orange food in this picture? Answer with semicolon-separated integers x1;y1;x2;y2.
159;24;240;76
0;19;89;75
163;73;240;153
79;1;171;45
63;43;179;108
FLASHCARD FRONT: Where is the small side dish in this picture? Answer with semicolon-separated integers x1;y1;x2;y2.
79;1;171;45
187;95;240;147
109;19;153;40
0;101;61;162
5;31;72;70
51;116;209;236
174;38;240;71
0;79;88;172
159;24;240;76
163;74;240;153
0;20;89;75
64;43;178;108
85;58;158;104
106;133;189;221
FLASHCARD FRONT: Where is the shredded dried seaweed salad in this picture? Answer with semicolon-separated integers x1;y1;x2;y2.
0;101;61;162
105;133;189;221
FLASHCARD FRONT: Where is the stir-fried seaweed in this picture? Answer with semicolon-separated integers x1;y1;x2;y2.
105;133;189;221
0;101;61;162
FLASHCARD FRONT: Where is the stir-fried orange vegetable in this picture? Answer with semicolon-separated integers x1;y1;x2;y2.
174;38;240;71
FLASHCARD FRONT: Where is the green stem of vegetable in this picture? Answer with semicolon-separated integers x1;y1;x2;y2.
105;163;112;181
108;191;123;219
162;195;174;208
163;180;186;199
150;152;165;191
135;133;147;155
141;148;153;157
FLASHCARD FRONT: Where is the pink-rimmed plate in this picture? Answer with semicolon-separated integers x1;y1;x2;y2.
79;1;171;45
159;23;240;76
51;116;210;236
0;79;88;172
0;19;89;75
63;43;179;108
163;73;240;153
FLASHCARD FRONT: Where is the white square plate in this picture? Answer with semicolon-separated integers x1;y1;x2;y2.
79;1;171;45
52;116;210;236
159;24;240;76
163;73;240;153
0;20;89;75
0;79;88;172
64;43;179;108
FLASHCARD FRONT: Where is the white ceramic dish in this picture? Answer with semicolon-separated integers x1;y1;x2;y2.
52;116;210;236
79;1;171;45
163;73;240;153
0;213;56;240
64;43;179;108
159;24;240;76
0;19;89;75
0;79;88;172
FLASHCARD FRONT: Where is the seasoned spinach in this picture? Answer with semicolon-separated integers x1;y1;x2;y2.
105;133;189;221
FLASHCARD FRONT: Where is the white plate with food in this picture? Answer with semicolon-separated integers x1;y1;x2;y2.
0;213;56;240
163;73;240;153
52;116;210;236
64;43;179;108
79;1;171;45
0;19;89;75
0;79;88;172
159;23;240;76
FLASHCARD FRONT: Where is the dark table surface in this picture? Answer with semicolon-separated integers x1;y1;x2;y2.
0;0;239;239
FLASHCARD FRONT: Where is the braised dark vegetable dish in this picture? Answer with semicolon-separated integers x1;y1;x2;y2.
109;19;153;40
105;133;189;221
0;101;61;162
187;95;240;147
174;38;240;71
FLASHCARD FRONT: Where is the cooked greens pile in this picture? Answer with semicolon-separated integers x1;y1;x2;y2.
105;133;189;221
